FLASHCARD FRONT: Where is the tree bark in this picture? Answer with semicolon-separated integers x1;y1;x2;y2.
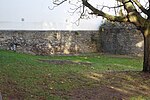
143;27;150;72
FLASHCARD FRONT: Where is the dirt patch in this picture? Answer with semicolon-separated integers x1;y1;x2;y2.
39;59;92;66
68;86;128;100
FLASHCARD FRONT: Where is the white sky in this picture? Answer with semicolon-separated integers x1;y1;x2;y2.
1;0;146;30
0;0;106;30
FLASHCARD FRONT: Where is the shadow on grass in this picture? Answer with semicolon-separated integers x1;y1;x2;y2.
67;71;150;100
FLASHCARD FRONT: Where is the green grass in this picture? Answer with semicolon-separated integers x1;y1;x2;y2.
0;50;145;100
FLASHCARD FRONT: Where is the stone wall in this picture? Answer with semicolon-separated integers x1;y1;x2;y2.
0;31;99;55
99;21;144;56
0;22;144;56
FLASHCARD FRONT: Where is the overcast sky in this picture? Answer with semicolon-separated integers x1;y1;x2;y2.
0;0;120;30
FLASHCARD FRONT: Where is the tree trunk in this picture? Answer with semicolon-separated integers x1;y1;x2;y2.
143;28;150;72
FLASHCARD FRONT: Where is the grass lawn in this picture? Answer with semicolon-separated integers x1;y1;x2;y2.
0;50;150;100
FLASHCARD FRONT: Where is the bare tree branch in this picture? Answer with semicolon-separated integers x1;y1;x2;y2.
53;0;67;5
49;0;67;10
97;4;124;10
68;5;82;15
132;0;148;15
51;0;149;26
148;0;150;19
82;0;128;22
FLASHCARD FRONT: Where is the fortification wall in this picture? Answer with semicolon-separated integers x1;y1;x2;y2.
0;31;99;55
0;22;144;56
99;22;144;56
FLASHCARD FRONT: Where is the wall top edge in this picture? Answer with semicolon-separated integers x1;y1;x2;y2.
0;30;99;32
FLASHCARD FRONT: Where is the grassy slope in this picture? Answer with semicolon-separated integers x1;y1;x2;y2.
0;50;146;100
